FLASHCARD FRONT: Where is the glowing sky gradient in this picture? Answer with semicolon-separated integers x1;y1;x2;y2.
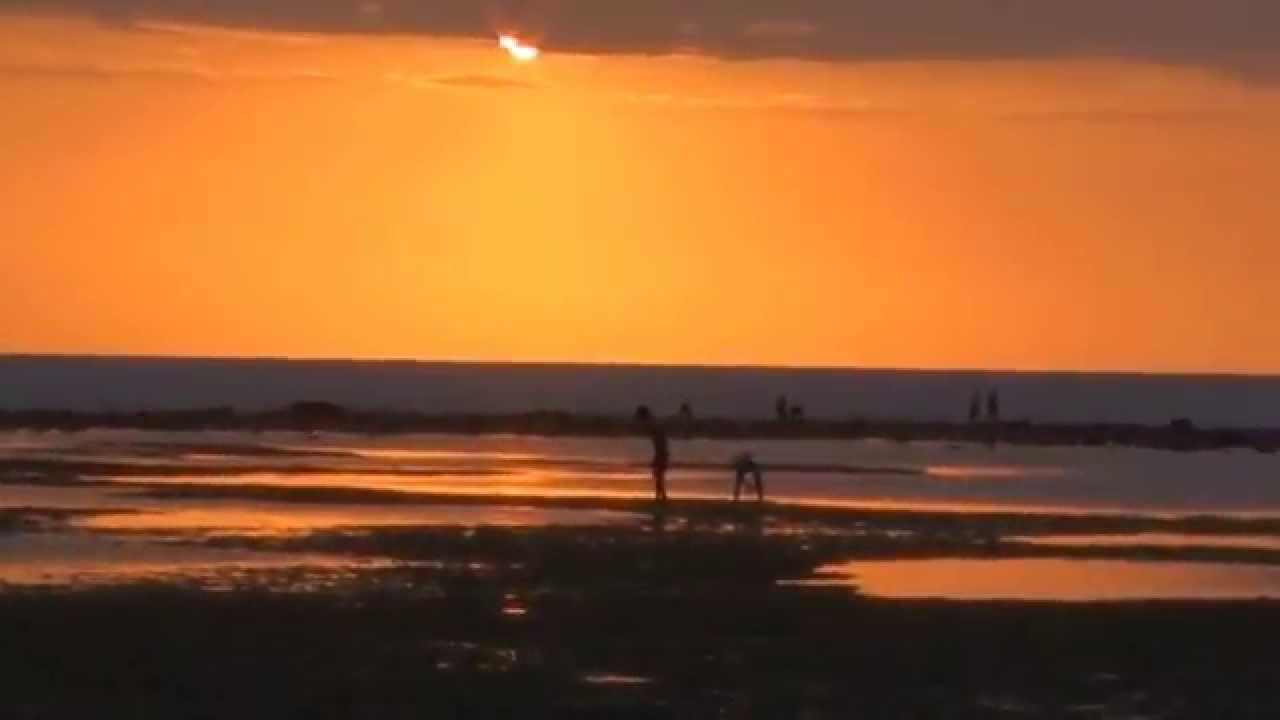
2;6;1279;372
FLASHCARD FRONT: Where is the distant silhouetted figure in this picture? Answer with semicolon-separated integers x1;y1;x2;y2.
789;404;805;422
986;389;1001;424
678;402;694;423
732;452;765;503
635;405;669;503
775;395;789;422
1169;417;1197;450
968;391;981;424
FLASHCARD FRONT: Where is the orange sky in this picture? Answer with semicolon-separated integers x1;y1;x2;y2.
3;13;1280;373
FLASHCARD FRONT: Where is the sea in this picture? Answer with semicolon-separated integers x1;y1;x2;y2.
2;355;1279;427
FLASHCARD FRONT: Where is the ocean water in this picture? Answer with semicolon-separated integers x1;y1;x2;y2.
3;355;1280;426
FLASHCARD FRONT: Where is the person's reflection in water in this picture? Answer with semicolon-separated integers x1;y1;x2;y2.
635;405;669;504
732;452;765;504
649;504;668;536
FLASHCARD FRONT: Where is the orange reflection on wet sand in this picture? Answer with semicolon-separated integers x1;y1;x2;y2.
108;472;1148;518
289;446;562;463
1014;533;1280;552
111;471;696;501
581;674;653;686
82;502;635;534
82;506;443;536
0;533;385;586
802;558;1280;601
925;465;1070;480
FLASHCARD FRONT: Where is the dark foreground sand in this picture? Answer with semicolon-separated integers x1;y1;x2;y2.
5;497;1280;719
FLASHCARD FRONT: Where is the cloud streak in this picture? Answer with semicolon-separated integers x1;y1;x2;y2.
0;60;217;82
128;19;328;46
8;1;1280;77
617;90;1276;127
390;72;540;91
0;60;341;84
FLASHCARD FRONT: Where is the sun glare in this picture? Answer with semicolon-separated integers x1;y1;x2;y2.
499;35;540;62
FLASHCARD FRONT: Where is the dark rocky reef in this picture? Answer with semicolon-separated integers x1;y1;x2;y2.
1;404;1278;453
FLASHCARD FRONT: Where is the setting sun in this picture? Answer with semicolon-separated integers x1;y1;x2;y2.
499;34;539;62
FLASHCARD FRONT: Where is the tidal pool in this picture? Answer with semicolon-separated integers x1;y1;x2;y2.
799;557;1280;601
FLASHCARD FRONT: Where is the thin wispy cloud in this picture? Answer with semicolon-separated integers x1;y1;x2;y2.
624;91;900;115
617;89;1278;125
0;60;217;82
0;60;340;84
423;73;540;91
128;19;327;46
741;19;820;41
995;106;1280;126
382;71;541;92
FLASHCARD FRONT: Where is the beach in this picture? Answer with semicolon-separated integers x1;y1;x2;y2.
9;0;1280;713
4;429;1280;717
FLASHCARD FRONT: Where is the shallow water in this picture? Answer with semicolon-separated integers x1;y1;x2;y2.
580;674;654;687
6;430;1280;589
1013;533;1280;552
0;532;385;586
82;503;636;535
0;494;633;586
803;558;1280;601
5;429;1280;516
1;483;639;534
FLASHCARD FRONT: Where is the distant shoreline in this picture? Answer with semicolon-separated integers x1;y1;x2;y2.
4;352;1279;380
1;405;1276;453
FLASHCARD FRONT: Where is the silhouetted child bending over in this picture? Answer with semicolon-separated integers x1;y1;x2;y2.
732;452;765;503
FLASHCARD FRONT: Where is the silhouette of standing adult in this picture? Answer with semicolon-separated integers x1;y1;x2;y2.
968;391;981;424
635;406;669;503
984;388;1003;449
678;402;694;423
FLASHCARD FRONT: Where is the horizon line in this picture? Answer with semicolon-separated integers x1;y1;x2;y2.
2;352;1278;381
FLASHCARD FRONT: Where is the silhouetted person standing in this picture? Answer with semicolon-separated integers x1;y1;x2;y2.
968;391;981;424
776;395;789;422
983;389;1002;449
678;402;694;423
636;406;669;503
